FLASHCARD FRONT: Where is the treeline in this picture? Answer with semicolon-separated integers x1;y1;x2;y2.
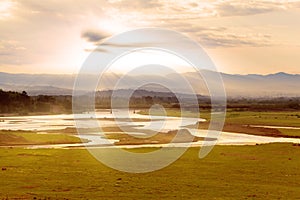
226;97;300;111
95;96;180;109
0;90;30;114
0;89;71;115
1;89;299;115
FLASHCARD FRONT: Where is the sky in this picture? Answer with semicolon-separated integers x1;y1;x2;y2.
0;0;300;75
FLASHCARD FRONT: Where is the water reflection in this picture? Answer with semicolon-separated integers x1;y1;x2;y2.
1;110;300;149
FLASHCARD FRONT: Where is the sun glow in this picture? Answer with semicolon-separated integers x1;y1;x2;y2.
107;49;195;75
98;18;129;35
0;0;14;19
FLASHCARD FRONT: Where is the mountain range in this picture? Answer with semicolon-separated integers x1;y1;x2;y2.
0;71;299;97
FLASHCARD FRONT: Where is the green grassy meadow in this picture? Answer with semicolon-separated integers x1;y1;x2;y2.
224;111;300;127
0;130;81;146
1;144;300;199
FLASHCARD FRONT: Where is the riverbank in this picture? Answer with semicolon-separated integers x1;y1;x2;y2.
139;109;300;138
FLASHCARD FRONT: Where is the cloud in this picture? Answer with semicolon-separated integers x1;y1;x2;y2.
197;32;273;48
0;0;15;20
215;1;283;17
189;2;198;8
170;23;274;48
81;28;157;52
94;0;296;48
0;0;300;72
14;0;108;18
0;40;28;65
106;0;300;22
81;30;110;43
0;0;110;68
151;22;274;48
84;40;155;53
108;0;163;11
81;21;274;49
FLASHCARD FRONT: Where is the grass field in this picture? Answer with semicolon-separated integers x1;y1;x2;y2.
0;130;82;146
1;144;300;199
224;111;300;127
1;110;300;199
277;129;300;137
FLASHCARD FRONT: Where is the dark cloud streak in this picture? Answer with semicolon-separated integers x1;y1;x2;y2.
81;30;110;43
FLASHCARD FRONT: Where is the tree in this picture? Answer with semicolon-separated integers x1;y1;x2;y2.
22;91;28;96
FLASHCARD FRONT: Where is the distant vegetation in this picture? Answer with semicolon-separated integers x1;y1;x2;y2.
0;89;299;115
0;90;31;114
226;97;300;111
0;89;71;115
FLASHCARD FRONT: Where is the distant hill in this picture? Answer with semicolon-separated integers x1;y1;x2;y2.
96;89;205;100
0;71;299;97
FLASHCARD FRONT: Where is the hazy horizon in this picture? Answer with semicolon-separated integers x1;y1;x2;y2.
1;69;300;76
1;70;299;97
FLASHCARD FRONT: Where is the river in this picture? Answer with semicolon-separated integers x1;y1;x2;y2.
1;110;300;149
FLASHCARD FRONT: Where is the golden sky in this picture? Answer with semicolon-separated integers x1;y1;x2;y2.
0;0;300;74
